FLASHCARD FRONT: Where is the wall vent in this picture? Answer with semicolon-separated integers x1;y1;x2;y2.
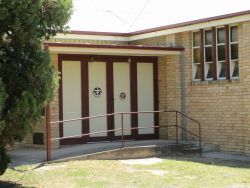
33;133;44;145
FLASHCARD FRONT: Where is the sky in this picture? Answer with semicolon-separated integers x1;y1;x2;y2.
68;0;250;33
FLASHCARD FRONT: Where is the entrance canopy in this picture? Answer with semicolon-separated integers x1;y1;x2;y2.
45;43;184;56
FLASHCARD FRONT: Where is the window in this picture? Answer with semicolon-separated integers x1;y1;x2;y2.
192;32;201;80
230;26;239;78
192;25;239;81
204;30;213;80
217;28;226;79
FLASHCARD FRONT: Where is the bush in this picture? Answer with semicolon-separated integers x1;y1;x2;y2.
0;78;7;135
0;146;10;175
0;0;72;175
0;79;9;174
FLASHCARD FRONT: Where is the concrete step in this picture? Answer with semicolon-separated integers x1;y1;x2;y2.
179;147;202;154
168;143;201;154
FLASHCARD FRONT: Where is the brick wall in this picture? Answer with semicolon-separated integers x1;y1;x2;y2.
182;22;249;154
132;21;250;154
240;21;250;154
21;119;46;148
129;35;176;47
49;53;60;148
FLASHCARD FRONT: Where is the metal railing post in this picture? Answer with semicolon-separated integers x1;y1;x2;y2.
121;113;124;148
46;104;51;161
176;111;178;144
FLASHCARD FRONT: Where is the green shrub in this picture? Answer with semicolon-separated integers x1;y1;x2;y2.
0;146;10;175
0;79;8;174
0;0;72;175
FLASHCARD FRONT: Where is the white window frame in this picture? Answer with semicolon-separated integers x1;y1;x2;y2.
229;25;239;79
216;27;226;80
192;31;201;81
204;29;213;81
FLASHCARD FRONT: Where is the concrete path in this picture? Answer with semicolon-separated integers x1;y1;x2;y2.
7;139;250;168
8;139;176;167
203;151;250;162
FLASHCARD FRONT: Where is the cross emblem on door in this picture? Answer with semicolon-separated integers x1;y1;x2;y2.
93;87;102;97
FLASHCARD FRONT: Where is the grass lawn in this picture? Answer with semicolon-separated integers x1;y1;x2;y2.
0;156;250;188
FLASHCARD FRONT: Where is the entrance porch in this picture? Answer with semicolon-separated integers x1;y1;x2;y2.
45;43;184;148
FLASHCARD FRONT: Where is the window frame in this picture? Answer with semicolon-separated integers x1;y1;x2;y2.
216;27;227;80
229;25;239;79
204;29;213;81
192;25;239;82
192;31;201;81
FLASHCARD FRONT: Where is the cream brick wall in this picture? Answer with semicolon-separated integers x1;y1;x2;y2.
21;119;46;148
129;35;175;47
49;53;60;148
158;56;168;138
132;21;250;154
183;22;249;154
240;21;250;154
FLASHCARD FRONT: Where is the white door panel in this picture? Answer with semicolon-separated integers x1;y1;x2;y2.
89;62;107;137
137;63;154;134
113;63;131;136
62;61;82;137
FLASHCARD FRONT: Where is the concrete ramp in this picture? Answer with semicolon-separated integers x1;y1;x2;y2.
8;140;201;167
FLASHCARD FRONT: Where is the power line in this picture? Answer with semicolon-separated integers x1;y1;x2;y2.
127;0;150;32
105;10;130;26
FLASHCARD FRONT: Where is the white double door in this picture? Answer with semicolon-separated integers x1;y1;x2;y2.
62;61;154;138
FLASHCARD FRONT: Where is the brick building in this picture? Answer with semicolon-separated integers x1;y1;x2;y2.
22;11;250;154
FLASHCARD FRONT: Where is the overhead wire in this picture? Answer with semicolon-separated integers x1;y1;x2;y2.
105;10;130;26
127;0;150;32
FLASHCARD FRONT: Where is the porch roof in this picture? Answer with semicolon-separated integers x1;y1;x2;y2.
45;43;184;56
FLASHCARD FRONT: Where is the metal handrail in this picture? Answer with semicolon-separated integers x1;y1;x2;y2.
45;108;201;161
50;111;163;125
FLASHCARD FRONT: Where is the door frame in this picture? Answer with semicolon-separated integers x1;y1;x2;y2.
58;54;159;145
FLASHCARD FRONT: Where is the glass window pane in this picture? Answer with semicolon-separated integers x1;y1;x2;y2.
193;32;200;47
217;28;225;43
193;48;200;63
206;63;213;79
194;64;201;80
205;30;212;45
219;62;226;78
231;43;238;60
230;26;238;42
232;61;239;78
205;47;212;62
218;45;225;61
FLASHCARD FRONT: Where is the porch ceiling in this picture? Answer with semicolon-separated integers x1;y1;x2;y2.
46;43;184;56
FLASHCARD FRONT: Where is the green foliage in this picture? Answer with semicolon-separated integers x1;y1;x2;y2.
0;0;72;144
0;0;72;173
0;79;7;135
0;146;10;175
0;80;8;175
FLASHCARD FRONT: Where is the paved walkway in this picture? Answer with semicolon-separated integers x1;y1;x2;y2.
203;151;250;162
8;139;175;167
8;139;250;167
